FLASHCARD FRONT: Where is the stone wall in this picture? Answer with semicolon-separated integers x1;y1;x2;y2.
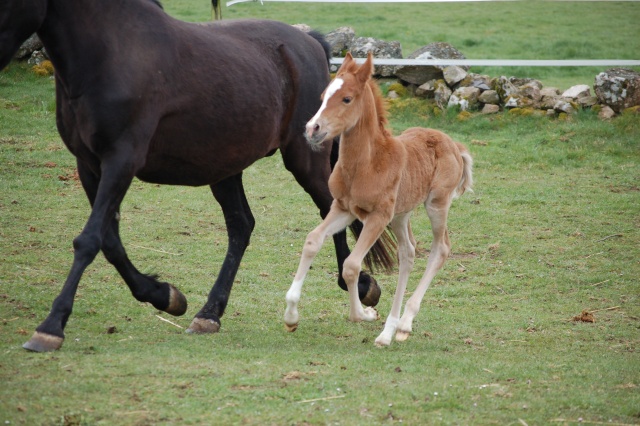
15;30;640;119
325;27;640;119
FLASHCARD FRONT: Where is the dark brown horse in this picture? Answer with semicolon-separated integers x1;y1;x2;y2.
0;0;391;352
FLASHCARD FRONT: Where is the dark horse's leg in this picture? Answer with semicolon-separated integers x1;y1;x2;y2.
281;140;381;307
74;162;188;316
186;173;254;334
23;158;186;352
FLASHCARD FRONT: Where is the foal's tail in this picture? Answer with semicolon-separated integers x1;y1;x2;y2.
455;142;474;198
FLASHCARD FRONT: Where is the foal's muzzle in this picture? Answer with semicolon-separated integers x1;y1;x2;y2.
304;122;328;147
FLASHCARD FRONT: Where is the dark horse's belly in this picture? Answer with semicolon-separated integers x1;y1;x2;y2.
134;100;284;186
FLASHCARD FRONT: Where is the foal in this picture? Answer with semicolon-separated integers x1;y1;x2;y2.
284;53;473;346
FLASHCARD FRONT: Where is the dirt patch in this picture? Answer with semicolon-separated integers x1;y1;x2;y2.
573;310;595;323
415;248;478;260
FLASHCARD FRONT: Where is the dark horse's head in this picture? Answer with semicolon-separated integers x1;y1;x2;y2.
0;0;48;70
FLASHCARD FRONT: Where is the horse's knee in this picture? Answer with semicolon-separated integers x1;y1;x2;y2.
245;214;256;235
301;232;323;258
403;243;416;265
73;232;102;263
342;257;361;285
436;241;451;263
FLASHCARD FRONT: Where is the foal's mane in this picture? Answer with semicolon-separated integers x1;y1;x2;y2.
366;78;390;135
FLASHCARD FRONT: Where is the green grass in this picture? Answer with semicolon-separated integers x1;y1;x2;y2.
1;4;640;425
161;0;640;89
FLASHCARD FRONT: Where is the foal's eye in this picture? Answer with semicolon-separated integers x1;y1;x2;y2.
343;97;352;104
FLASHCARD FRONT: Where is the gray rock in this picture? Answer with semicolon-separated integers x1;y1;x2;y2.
478;90;500;105
594;68;640;112
443;66;467;87
387;90;400;99
325;26;356;57
540;87;561;97
481;104;500;114
519;82;542;102
505;95;535;109
395;42;467;86
15;33;43;59
458;73;492;91
27;50;47;66
448;87;481;111
509;77;542;89
554;100;576;114
598;105;616;119
577;96;598;108
492;76;519;102
562;84;591;99
415;80;437;98
541;95;562;110
350;37;403;77
434;79;452;109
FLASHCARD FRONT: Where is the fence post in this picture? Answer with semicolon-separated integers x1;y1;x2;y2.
212;0;222;20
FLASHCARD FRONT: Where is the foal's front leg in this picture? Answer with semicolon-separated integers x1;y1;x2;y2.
284;206;354;331
341;213;391;323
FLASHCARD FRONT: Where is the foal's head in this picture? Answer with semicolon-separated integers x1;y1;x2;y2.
305;52;385;147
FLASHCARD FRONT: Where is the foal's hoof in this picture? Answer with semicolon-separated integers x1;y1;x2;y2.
363;306;380;322
360;276;381;307
395;330;411;342
185;317;220;334
374;337;391;347
165;285;188;316
23;331;64;352
284;322;298;332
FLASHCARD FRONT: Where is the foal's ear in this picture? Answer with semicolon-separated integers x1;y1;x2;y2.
356;52;374;83
338;52;354;73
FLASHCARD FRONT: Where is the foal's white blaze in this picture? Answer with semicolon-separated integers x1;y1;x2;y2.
306;78;344;133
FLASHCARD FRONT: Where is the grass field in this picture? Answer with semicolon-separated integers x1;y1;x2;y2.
1;1;640;425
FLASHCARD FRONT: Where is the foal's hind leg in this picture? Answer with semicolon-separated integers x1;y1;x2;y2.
375;213;415;346
280;142;381;307
71;164;188;316
24;156;139;352
187;173;255;334
395;194;453;342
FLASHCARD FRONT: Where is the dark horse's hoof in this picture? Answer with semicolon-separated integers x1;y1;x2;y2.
23;331;64;352
360;276;381;307
185;317;220;334
165;285;188;316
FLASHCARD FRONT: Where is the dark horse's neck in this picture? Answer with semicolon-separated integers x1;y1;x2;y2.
36;0;170;96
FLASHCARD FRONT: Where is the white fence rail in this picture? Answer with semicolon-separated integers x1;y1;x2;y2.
329;58;640;67
228;0;640;5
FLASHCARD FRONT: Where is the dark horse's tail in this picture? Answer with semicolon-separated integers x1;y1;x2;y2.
309;31;397;274
307;31;332;67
